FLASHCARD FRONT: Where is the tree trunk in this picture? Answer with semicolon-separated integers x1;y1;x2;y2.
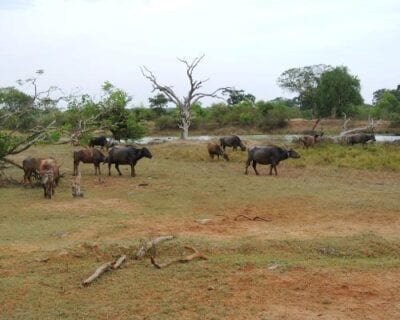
179;104;190;140
331;106;337;118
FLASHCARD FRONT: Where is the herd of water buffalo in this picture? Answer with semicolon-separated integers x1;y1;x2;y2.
21;132;377;199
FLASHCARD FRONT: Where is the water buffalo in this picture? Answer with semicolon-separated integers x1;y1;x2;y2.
89;135;107;149
245;145;300;176
39;160;58;199
207;142;229;161
22;157;60;187
105;146;152;177
346;133;376;145
220;135;246;151
73;148;106;176
299;134;320;149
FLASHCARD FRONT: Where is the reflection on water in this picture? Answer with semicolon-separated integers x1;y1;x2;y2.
135;134;399;145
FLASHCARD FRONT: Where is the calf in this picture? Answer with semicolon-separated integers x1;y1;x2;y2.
73;148;105;176
299;134;320;149
207;142;229;161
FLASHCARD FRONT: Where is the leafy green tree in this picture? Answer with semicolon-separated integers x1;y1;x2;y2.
373;85;400;104
373;91;400;120
222;88;255;105
277;64;331;118
148;93;169;116
99;82;145;140
317;66;363;118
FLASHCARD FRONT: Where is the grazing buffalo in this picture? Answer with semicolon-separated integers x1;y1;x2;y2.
220;135;246;151
346;133;376;145
73;148;106;176
105;146;152;177
299;134;320;149
89;135;107;149
245;145;300;176
22;157;60;187
207;142;229;161
39;159;58;199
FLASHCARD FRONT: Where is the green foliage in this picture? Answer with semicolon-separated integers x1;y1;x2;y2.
0;131;24;158
148;93;169;116
372;92;400;124
222;88;256;105
373;85;400;104
277;64;331;117
317;66;363;118
155;114;179;130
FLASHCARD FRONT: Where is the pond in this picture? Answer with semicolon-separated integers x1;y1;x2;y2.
134;134;400;145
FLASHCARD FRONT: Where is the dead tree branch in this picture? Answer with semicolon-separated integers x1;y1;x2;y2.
82;262;112;286
135;235;175;259
234;214;272;222
150;246;207;269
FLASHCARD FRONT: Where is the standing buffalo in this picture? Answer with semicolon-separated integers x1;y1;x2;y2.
207;142;229;161
73;148;106;176
22;157;60;187
89;135;107;149
105;146;152;177
219;135;246;151
346;133;376;145
245;145;300;176
40;160;57;199
299;134;320;149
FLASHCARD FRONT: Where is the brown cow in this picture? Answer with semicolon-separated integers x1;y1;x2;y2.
22;157;60;188
299;134;320;149
207;142;229;161
73;148;105;176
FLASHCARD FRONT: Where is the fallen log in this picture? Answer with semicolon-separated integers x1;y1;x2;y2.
135;235;174;259
234;214;272;222
150;246;207;269
112;255;127;269
82;262;112;286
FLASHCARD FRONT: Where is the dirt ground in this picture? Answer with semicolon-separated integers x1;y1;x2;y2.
1;142;400;319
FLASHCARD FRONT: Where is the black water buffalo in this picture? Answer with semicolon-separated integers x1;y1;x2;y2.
73;148;106;176
89;135;107;149
207;142;229;161
105;146;152;177
219;135;246;151
245;145;300;176
346;134;376;145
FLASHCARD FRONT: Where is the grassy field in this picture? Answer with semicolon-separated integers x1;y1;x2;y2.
1;140;400;319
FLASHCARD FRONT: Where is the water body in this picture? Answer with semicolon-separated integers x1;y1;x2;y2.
135;134;399;145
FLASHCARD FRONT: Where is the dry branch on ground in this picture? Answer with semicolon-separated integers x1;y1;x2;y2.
150;246;208;269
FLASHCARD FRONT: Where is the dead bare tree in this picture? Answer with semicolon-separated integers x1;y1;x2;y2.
141;55;225;139
339;112;378;137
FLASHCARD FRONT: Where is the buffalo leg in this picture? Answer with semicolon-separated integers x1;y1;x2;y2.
245;159;251;174
73;162;78;176
108;163;112;176
115;164;122;176
269;165;273;175
273;165;278;175
252;161;259;175
131;165;136;177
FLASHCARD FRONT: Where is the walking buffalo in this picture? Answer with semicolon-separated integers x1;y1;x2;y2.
207;142;229;161
89;135;107;149
73;148;106;176
22;157;61;187
219;135;246;151
105;146;152;177
245;145;300;176
346;133;376;145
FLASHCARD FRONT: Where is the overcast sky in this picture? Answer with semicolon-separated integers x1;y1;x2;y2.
1;0;399;106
